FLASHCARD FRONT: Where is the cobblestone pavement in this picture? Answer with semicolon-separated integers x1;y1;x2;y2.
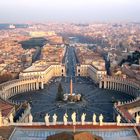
10;77;134;122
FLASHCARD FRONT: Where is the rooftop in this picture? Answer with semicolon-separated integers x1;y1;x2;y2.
0;126;15;140
9;125;140;140
22;61;60;73
0;99;14;117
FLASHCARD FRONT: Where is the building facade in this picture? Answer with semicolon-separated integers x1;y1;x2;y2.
76;64;107;83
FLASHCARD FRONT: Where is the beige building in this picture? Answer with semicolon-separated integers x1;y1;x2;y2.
19;60;66;83
76;64;106;83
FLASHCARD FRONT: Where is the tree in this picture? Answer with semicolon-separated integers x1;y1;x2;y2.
56;83;64;101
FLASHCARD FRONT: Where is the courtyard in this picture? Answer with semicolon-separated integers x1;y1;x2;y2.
10;76;134;122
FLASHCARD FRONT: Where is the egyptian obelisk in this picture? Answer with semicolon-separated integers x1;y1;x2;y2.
70;77;73;96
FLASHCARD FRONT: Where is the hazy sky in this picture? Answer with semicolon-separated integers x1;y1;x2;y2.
0;0;139;23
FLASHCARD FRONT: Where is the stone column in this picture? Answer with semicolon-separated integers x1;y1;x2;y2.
36;82;39;90
23;84;26;92
110;81;112;90
7;90;9;99
29;83;31;91
133;89;136;97
20;85;22;93
112;82;114;90
120;83;122;91
23;84;25;92
17;86;19;93
130;87;133;96
11;88;13;96
104;81;107;89
27;84;29;92
106;81;108;89
13;87;15;95
127;85;130;93
107;81;109;89
122;84;124;92
121;83;123;92
10;88;12;97
11;88;13;94
114;82;116;90
27;84;30;91
108;81;110;89
31;83;34;90
117;83;119;91
18;86;19;93
25;84;27;92
34;82;36;90
16;86;18;94
7;89;10;98
41;82;44;89
30;83;33;91
25;84;28;92
12;87;14;95
14;87;16;94
125;85;128;93
99;81;102;88
127;85;129;92
6;90;9;99
124;84;126;92
18;85;20;93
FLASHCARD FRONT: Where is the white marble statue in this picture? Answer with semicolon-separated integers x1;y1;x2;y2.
29;113;33;124
71;112;76;125
99;114;104;126
63;113;68;125
9;113;14;123
116;114;121;125
81;113;86;125
136;114;140;124
53;114;57;125
28;103;31;111
93;113;97;125
3;118;8;126
45;113;50;126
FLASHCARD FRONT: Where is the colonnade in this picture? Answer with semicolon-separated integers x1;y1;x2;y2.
0;78;44;101
134;111;140;118
0;64;66;102
99;77;140;97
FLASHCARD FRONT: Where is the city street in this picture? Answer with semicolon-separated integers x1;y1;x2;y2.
64;46;77;82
